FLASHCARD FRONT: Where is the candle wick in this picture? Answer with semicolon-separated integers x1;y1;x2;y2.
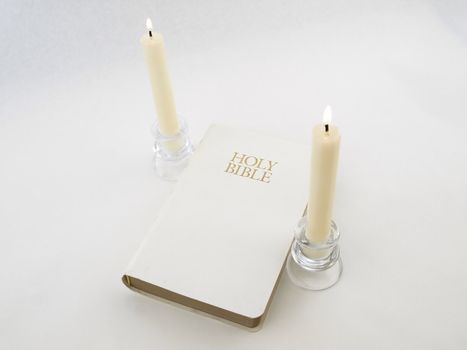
149;30;153;38
325;124;329;133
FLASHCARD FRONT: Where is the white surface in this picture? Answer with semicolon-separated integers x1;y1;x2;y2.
1;0;467;349
127;124;309;320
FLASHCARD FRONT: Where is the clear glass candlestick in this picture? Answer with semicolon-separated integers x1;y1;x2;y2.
286;216;343;291
151;116;194;181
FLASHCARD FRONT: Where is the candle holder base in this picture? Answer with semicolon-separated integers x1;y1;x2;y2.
152;117;194;181
286;217;342;291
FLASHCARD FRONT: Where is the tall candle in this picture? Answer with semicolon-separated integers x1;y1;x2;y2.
140;18;180;136
306;105;341;243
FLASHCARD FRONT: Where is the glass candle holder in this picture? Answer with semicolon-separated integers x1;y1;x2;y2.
286;216;343;291
151;116;194;181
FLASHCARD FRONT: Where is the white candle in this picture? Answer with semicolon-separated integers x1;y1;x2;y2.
140;18;180;136
306;105;341;243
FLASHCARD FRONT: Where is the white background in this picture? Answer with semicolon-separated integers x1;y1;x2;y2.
1;0;467;349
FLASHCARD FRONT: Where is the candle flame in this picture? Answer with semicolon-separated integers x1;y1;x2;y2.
146;18;153;31
322;105;332;125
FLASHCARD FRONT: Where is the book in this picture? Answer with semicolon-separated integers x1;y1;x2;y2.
122;124;308;328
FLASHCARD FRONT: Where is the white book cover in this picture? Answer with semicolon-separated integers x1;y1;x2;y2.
123;124;308;328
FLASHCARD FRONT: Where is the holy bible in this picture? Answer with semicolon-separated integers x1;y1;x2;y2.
122;124;308;328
